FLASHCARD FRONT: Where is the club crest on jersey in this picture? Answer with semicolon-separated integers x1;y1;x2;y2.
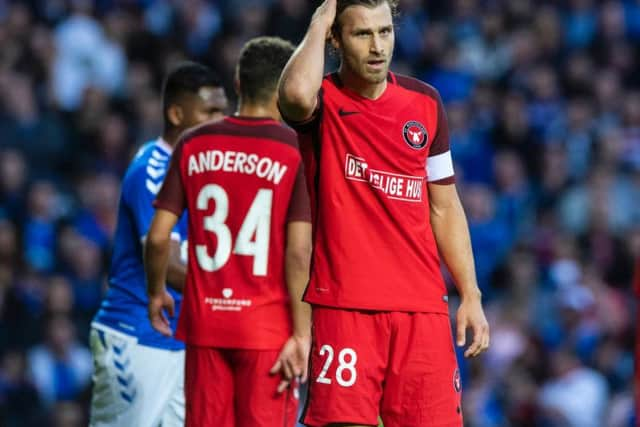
402;121;428;150
453;368;461;393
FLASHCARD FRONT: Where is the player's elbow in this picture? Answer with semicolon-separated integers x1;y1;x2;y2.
429;203;449;221
146;227;170;251
278;77;316;119
286;241;312;273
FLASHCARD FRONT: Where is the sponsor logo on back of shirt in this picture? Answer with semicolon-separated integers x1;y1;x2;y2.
204;288;253;312
344;153;424;202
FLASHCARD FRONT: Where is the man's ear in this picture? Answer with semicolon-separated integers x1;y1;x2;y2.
167;104;183;127
329;30;340;50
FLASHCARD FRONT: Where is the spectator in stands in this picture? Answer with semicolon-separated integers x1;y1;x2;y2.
27;315;92;406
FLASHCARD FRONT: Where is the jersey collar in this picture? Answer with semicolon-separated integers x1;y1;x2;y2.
226;116;278;126
330;71;395;104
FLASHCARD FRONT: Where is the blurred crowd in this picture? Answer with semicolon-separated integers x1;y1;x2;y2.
0;0;637;426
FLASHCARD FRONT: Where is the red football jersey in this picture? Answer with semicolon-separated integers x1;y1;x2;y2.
155;116;310;349
282;72;455;313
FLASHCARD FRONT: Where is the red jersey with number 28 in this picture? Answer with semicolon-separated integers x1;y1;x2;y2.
282;72;455;314
154;116;310;349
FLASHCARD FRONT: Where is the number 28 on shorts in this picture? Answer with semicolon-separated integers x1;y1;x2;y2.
316;345;358;387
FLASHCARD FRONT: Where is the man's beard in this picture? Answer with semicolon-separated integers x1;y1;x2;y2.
363;66;388;83
342;54;390;84
366;71;388;83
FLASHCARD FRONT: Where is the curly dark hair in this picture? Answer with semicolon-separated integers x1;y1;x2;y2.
162;61;221;125
237;36;295;104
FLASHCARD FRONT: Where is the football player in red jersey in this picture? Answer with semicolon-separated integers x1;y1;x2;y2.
279;1;490;426
145;37;312;427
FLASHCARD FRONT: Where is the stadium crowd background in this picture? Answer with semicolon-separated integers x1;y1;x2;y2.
0;0;637;426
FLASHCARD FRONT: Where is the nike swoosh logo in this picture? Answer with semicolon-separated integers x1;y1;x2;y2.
338;108;360;117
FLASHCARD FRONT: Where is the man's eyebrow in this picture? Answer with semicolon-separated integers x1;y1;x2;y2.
351;24;393;33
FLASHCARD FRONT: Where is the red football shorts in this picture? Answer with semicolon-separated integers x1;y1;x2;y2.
185;345;298;427
301;307;462;427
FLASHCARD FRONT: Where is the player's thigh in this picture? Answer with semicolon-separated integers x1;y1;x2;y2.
159;349;185;427
185;345;234;427
131;344;186;427
302;307;388;427
381;312;462;427
89;327;132;427
89;327;181;427
232;349;298;427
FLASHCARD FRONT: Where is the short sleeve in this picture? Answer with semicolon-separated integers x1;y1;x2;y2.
427;92;455;184
154;141;187;216
286;163;311;223
279;89;324;135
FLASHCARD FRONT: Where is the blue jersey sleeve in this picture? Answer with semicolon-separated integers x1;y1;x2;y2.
123;166;183;244
123;170;160;242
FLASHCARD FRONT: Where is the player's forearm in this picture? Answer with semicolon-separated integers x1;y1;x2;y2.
144;233;171;298
166;240;186;292
430;195;482;302
278;20;329;121
286;265;311;338
285;239;312;338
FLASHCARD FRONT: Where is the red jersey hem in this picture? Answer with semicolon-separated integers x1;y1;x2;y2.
302;294;450;314
175;331;289;351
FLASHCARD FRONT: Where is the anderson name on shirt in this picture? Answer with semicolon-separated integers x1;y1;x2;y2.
188;149;288;184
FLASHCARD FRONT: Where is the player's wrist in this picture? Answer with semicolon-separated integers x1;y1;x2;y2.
147;285;167;299
309;17;333;38
292;331;311;341
459;288;482;303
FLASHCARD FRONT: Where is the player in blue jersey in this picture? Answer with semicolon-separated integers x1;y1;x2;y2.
89;62;228;427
